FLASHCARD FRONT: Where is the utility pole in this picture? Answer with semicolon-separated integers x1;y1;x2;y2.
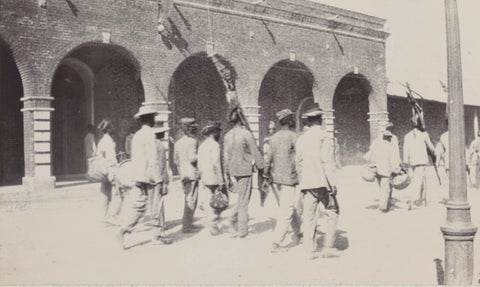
442;0;477;284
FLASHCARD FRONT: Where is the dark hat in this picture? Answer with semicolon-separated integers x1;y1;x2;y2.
202;121;221;135
180;117;198;126
302;104;323;118
229;107;241;123
97;119;113;132
276;109;294;122
134;105;158;119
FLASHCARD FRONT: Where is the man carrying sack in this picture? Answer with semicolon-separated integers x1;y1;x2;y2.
198;121;227;236
264;109;302;253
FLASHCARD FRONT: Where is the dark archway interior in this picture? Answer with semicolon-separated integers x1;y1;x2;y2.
168;52;229;174
0;40;24;186
333;72;371;166
258;60;314;147
52;44;144;177
52;65;86;175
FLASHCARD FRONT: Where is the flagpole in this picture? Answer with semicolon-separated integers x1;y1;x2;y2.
442;0;477;284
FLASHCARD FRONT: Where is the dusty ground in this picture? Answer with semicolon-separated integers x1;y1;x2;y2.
1;166;480;285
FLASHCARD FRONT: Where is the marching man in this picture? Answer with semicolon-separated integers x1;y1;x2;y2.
117;106;165;248
223;108;265;238
174;118;201;233
296;104;339;259
151;125;172;244
198;121;226;236
264;109;302;252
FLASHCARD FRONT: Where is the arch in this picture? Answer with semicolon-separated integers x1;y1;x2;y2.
0;32;37;99
167;52;231;173
258;59;315;146
0;37;25;185
51;43;145;177
333;72;372;165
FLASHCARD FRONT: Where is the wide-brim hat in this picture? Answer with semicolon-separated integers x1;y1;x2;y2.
302;104;323;118
276;109;294;122
383;130;393;137
134;105;158;119
180;117;198;127
202;121;221;135
153;126;170;134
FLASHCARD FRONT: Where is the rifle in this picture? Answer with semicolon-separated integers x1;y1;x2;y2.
210;53;266;200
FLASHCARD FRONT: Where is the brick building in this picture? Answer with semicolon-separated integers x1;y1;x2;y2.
0;0;389;190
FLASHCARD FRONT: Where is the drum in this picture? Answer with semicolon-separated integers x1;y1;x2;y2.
115;159;134;189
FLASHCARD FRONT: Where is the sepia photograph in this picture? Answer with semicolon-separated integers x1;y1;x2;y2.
0;0;479;285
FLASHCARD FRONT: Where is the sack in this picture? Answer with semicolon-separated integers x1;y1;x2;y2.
87;156;108;182
361;165;377;182
115;159;134;189
210;185;229;214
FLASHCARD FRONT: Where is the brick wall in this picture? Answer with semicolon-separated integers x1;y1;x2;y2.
0;0;388;185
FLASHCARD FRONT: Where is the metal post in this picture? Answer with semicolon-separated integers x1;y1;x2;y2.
442;0;477;284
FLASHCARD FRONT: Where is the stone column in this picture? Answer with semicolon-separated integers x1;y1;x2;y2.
322;108;335;144
368;111;389;140
243;105;260;143
21;96;56;192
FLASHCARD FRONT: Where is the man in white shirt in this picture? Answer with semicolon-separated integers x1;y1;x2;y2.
118;106;165;248
296;105;338;259
403;118;436;207
174;117;200;233
198;121;225;235
365;127;401;212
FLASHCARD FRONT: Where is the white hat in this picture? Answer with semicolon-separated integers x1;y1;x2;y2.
153;126;170;134
134;105;158;119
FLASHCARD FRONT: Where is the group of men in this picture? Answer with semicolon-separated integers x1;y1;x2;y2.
111;103;340;259
365;115;480;213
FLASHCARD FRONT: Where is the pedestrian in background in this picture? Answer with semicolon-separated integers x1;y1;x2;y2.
84;124;97;172
296;105;339;259
174;117;200;233
403;117;436;207
468;131;480;188
97;119;118;220
223;108;265;238
365;126;401;212
117;106;162;248
198;121;225;236
264;109;302;253
151;125;172;244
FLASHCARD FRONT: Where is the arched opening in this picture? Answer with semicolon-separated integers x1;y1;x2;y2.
0;39;24;186
51;43;144;177
168;52;229;174
333;72;372;166
258;60;314;145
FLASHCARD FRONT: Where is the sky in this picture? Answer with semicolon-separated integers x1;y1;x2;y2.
312;0;480;105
